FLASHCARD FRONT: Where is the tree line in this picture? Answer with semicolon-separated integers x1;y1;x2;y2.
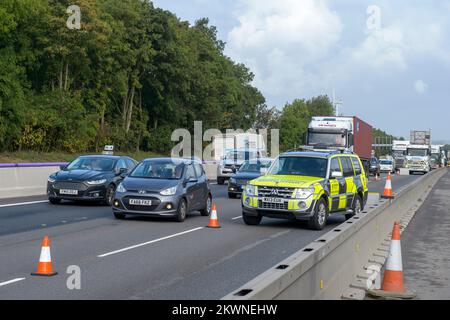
1;0;389;156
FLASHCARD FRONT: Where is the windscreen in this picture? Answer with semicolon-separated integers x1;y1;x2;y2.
239;160;272;173
268;157;327;178
380;160;392;165
225;150;257;161
408;149;428;157
308;132;346;147
130;160;184;180
66;157;116;172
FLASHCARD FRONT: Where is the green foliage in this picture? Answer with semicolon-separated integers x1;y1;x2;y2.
0;0;264;153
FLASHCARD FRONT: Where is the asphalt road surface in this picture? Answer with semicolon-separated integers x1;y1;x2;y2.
0;173;422;299
402;169;450;299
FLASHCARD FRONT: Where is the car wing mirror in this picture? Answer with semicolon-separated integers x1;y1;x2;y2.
118;168;128;176
331;171;343;179
59;165;67;170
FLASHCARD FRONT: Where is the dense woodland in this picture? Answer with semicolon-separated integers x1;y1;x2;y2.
0;0;393;156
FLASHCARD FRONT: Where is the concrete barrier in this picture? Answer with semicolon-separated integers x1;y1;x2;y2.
0;163;66;199
223;168;447;300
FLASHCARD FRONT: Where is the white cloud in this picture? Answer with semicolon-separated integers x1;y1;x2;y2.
414;80;428;94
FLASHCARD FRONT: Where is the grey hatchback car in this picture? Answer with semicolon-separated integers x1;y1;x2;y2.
112;158;212;222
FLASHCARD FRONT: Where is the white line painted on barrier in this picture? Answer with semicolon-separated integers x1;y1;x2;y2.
0;278;26;287
232;216;242;220
98;227;204;258
0;200;48;208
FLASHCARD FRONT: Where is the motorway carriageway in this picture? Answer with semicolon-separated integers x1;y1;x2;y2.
0;173;421;299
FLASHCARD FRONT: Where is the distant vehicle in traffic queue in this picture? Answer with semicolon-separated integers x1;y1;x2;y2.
216;148;266;185
47;155;138;206
241;150;369;230
112;158;212;222
379;159;395;173
227;158;274;199
369;156;381;176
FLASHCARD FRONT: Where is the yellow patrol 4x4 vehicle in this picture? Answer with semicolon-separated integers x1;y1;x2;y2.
241;150;368;230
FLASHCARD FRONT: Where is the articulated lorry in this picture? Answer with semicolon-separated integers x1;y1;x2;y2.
405;130;431;174
306;116;373;173
391;140;410;171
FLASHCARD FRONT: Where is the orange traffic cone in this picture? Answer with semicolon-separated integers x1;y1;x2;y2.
367;222;416;299
31;235;57;276
381;172;394;199
381;222;404;292
207;203;221;228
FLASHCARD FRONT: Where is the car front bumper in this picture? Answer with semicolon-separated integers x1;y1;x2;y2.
112;191;181;217
47;182;108;201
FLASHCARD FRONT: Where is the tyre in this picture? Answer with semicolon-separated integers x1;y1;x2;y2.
228;192;237;199
49;198;62;205
200;194;212;216
217;178;225;185
242;213;262;225
346;194;363;220
308;198;329;230
113;212;126;220
175;198;188;222
104;184;116;206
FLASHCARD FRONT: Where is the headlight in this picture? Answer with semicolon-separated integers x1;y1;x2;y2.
293;187;315;199
48;176;56;183
245;184;258;196
160;186;178;196
116;183;127;193
86;179;107;185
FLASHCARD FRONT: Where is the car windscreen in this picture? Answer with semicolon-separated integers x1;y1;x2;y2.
268;156;327;178
66;157;116;172
225;151;256;161
130;160;185;180
308;132;346;147
408;149;428;157
380;160;392;165
239;160;272;173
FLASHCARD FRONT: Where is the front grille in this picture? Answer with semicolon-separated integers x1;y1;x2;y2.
122;196;161;212
258;186;295;199
53;181;87;191
258;200;289;210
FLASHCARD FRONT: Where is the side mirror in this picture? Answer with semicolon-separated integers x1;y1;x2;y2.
59;165;66;170
118;168;128;176
331;171;343;179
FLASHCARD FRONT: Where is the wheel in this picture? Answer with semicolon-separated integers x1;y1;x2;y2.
200;194;212;216
346;194;363;220
217;178;225;185
228;193;237;199
49;198;61;204
242;213;262;225
308;198;329;230
175;198;187;222
113;212;126;219
104;184;116;206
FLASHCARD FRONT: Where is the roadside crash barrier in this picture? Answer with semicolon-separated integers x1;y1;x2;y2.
0;162;68;199
222;168;447;300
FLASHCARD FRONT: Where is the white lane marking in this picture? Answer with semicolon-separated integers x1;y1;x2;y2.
0;200;48;208
97;227;204;258
232;216;242;220
0;278;26;287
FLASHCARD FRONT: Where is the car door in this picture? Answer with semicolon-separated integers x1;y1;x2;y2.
184;164;200;210
328;157;344;212
194;163;208;206
341;156;357;209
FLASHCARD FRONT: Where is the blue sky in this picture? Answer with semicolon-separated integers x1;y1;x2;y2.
153;0;450;142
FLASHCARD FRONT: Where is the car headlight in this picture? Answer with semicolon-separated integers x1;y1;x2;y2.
48;176;56;183
116;183;127;193
245;184;258;196
86;179;107;185
293;187;315;199
160;186;178;196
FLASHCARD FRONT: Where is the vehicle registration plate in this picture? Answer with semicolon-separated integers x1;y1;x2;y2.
129;199;152;206
262;197;284;204
59;189;78;195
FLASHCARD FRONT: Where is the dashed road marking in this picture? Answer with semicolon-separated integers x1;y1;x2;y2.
0;200;48;208
232;216;242;220
0;278;26;287
97;227;205;258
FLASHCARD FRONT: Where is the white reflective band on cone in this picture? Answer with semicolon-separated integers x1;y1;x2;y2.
210;210;217;220
385;240;402;271
39;247;52;263
386;180;392;189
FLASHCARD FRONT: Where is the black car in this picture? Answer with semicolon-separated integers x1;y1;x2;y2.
228;158;273;199
47;155;138;205
369;157;381;176
112;158;212;222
